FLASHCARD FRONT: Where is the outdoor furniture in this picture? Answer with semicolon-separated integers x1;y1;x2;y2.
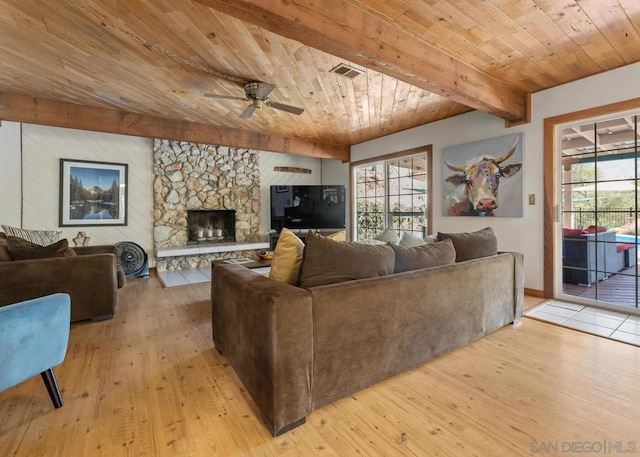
562;230;617;285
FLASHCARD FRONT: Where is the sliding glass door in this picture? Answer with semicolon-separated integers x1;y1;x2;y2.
559;114;639;310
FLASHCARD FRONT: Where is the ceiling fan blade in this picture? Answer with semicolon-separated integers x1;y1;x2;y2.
240;104;258;119
204;94;247;101
255;82;276;99
266;101;304;115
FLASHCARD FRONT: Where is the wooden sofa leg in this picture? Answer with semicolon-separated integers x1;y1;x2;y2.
41;368;63;408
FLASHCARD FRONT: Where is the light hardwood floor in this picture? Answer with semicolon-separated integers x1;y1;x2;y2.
1;275;639;456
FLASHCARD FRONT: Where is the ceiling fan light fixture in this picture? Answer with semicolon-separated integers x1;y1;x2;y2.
244;81;260;99
205;80;303;118
329;63;364;79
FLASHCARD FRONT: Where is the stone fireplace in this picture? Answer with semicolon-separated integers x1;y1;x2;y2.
153;139;261;270
187;209;236;243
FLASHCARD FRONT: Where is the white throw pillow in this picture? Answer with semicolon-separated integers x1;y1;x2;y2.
398;231;427;248
424;234;438;244
373;227;399;244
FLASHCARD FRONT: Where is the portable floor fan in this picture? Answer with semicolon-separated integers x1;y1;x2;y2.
115;241;149;278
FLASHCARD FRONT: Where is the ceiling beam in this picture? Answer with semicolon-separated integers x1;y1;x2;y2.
0;92;349;161
194;0;527;123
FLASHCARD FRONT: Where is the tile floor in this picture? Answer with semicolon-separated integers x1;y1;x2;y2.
525;300;640;346
157;265;270;287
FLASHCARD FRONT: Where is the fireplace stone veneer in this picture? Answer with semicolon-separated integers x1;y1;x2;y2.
153;139;260;271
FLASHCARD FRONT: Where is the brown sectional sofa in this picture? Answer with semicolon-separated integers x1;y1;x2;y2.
0;243;124;322
211;249;524;436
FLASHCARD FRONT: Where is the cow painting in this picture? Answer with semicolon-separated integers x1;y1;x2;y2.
443;136;523;217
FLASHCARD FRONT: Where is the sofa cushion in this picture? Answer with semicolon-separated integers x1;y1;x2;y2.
299;230;395;288
562;228;584;236
424;234;438;244
398;231;427;248
268;228;305;285
391;238;456;273
6;237;75;260
1;225;62;247
373;227;399;244
354;238;387;245
326;230;346;241
437;227;497;262
583;225;608;234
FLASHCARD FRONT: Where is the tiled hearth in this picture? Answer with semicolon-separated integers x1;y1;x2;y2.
157;261;270;288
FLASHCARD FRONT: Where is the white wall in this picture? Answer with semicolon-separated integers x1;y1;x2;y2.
321;159;349;185
322;158;350;235
0;121;22;227
4;124;336;258
351;61;640;291
21;125;155;260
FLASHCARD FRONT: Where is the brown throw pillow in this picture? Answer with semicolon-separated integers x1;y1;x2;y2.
0;233;11;262
6;237;74;260
391;238;456;273
299;230;395;288
437;227;497;262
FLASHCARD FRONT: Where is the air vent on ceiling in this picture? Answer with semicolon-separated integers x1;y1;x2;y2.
329;63;364;79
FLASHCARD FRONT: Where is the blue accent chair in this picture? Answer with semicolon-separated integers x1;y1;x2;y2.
0;293;71;408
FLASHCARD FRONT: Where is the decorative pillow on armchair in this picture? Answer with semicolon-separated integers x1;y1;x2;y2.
1;225;62;247
6;237;75;261
299;230;395;288
437;227;497;262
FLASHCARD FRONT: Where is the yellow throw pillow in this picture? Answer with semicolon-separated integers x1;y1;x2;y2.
268;228;305;285
326;230;346;241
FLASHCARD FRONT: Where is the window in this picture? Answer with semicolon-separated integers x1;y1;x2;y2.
352;147;431;240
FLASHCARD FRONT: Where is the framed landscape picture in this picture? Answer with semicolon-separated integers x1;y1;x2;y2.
59;159;128;226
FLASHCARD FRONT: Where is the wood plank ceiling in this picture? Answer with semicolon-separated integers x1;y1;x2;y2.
0;0;639;160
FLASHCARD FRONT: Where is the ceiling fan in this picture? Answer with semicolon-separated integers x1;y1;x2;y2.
205;81;304;119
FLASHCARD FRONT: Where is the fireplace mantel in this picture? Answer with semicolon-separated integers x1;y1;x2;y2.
156;241;269;259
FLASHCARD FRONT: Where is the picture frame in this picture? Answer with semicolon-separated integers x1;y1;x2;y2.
442;133;524;217
59;159;128;226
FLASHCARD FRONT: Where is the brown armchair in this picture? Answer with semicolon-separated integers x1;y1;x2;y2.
0;242;125;322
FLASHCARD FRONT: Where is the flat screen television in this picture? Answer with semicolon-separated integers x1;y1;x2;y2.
270;185;346;231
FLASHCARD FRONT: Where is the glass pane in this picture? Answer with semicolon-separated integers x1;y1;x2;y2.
561;115;640;310
388;161;400;178
388;177;400;195
355;152;429;240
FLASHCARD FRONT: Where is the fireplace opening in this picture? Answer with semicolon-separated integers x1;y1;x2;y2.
187;210;236;243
